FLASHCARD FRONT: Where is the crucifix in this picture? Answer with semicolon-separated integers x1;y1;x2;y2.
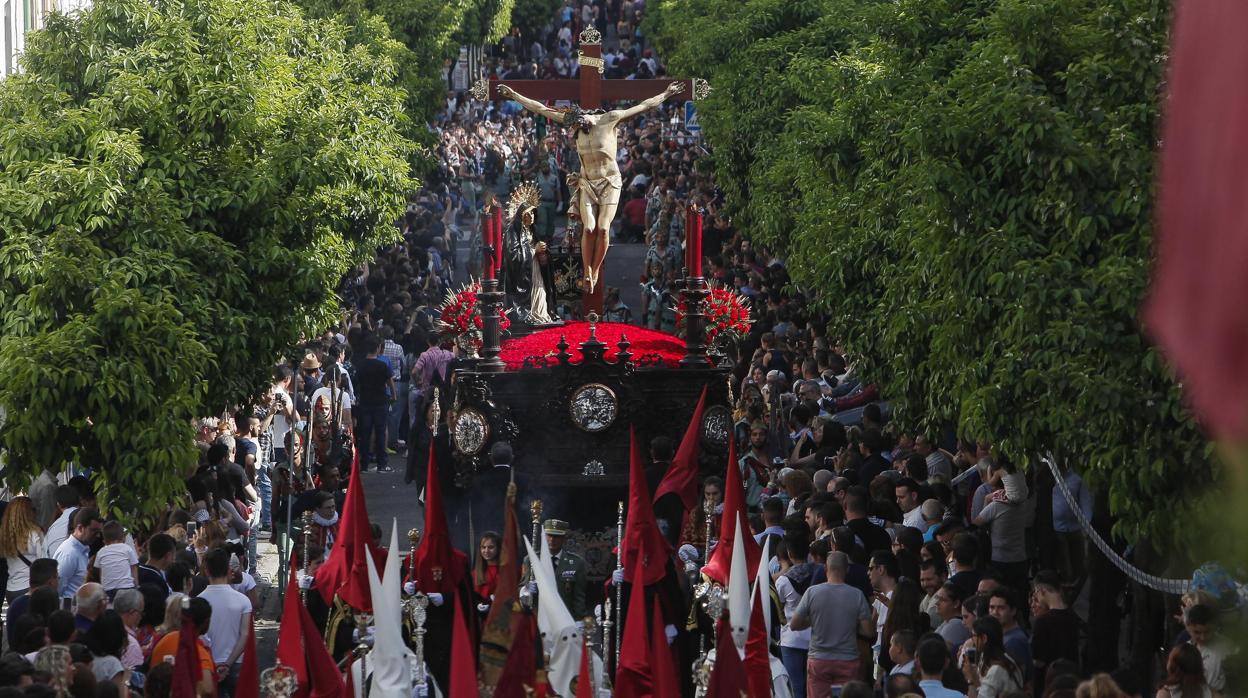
471;26;709;314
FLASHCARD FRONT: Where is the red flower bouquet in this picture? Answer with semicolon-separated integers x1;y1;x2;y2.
437;282;510;352
675;285;753;351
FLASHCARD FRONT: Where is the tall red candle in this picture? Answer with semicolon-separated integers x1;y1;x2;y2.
492;205;504;274
688;206;698;274
690;207;704;278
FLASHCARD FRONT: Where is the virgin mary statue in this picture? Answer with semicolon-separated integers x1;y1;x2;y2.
504;182;557;324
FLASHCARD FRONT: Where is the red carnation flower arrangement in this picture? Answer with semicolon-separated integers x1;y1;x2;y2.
437;282;510;352
675;285;753;351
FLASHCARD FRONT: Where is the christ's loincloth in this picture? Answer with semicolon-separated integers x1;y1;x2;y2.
567;172;623;212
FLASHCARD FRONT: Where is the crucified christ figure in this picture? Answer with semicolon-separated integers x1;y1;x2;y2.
497;80;686;293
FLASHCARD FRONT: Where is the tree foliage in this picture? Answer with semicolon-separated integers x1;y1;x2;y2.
0;0;415;522
649;0;1218;545
458;0;516;46
510;0;562;47
295;0;510;135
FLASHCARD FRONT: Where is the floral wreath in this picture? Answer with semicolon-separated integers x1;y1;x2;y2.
437;281;511;351
675;285;753;350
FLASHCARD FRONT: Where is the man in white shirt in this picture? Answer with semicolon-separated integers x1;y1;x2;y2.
198;548;253;698
269;366;297;463
44;485;80;558
53;508;102;599
896;478;927;531
327;344;354;399
869;551;899;666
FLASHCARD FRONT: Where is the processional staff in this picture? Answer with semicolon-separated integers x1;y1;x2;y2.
404;527;430;690
699;491;714;655
614;500;624;672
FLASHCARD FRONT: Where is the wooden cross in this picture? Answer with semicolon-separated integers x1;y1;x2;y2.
472;27;708;111
471;27;709;315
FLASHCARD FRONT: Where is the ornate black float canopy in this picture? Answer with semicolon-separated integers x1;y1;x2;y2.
449;314;732;511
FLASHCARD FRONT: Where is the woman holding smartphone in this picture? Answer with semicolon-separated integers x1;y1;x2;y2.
961;616;1024;698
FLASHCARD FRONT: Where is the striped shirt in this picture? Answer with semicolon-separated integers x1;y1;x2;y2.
382;340;405;381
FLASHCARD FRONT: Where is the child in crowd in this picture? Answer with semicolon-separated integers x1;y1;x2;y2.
94;520;139;594
1183;604;1232;695
888;629;918;677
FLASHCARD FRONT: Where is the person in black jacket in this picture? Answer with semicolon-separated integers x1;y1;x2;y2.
471;442;527;538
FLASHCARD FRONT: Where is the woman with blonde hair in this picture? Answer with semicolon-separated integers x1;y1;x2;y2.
148;592;187;656
781;468;814;516
33;644;73;696
1076;673;1126;698
0;496;45;601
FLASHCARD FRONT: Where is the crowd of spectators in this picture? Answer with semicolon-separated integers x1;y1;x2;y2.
620;189;1239;696
616;111;1238;698
0;472;258;697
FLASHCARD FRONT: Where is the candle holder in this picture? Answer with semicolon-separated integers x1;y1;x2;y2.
679;275;712;368
478;277;506;372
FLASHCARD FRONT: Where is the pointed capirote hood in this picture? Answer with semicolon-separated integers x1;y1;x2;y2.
524;535;582;697
315;456;374;611
702;435;762;585
755;536;772;635
622;426;671;585
745;580;773;698
614;563;652;698
365;520;410;698
727;516;751;651
411;443;467;594
653;386;708;513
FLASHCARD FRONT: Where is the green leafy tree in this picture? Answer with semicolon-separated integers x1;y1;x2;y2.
458;0;516;46
0;0;416;522
295;0;512;136
511;0;562;48
649;0;1218;546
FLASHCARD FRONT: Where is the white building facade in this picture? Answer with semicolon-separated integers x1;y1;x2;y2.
2;0;86;76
